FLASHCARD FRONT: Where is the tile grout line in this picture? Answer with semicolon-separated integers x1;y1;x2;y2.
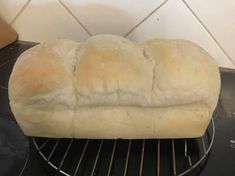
58;0;92;36
123;0;169;38
10;0;31;25
181;0;235;66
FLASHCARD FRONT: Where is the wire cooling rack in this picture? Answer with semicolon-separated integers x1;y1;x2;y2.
33;118;215;176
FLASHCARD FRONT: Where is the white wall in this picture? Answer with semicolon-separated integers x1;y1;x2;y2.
0;0;234;68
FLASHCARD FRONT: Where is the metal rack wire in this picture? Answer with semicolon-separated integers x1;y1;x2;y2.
33;118;215;176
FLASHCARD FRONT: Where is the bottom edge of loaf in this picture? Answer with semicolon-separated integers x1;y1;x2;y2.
12;102;211;139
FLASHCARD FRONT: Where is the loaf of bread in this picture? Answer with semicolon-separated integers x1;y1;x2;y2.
8;35;220;139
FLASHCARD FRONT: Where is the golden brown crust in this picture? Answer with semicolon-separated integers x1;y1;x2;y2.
9;49;70;101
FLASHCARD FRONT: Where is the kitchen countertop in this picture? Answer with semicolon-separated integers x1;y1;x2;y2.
0;41;235;176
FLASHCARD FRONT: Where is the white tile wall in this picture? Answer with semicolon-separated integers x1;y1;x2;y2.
0;0;234;68
127;0;234;68
11;0;89;42
0;0;28;23
60;0;165;36
184;0;235;65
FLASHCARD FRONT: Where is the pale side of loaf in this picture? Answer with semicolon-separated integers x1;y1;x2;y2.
8;34;221;139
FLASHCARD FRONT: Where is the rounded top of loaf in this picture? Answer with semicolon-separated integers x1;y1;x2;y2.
9;34;220;111
74;35;154;106
8;40;79;102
